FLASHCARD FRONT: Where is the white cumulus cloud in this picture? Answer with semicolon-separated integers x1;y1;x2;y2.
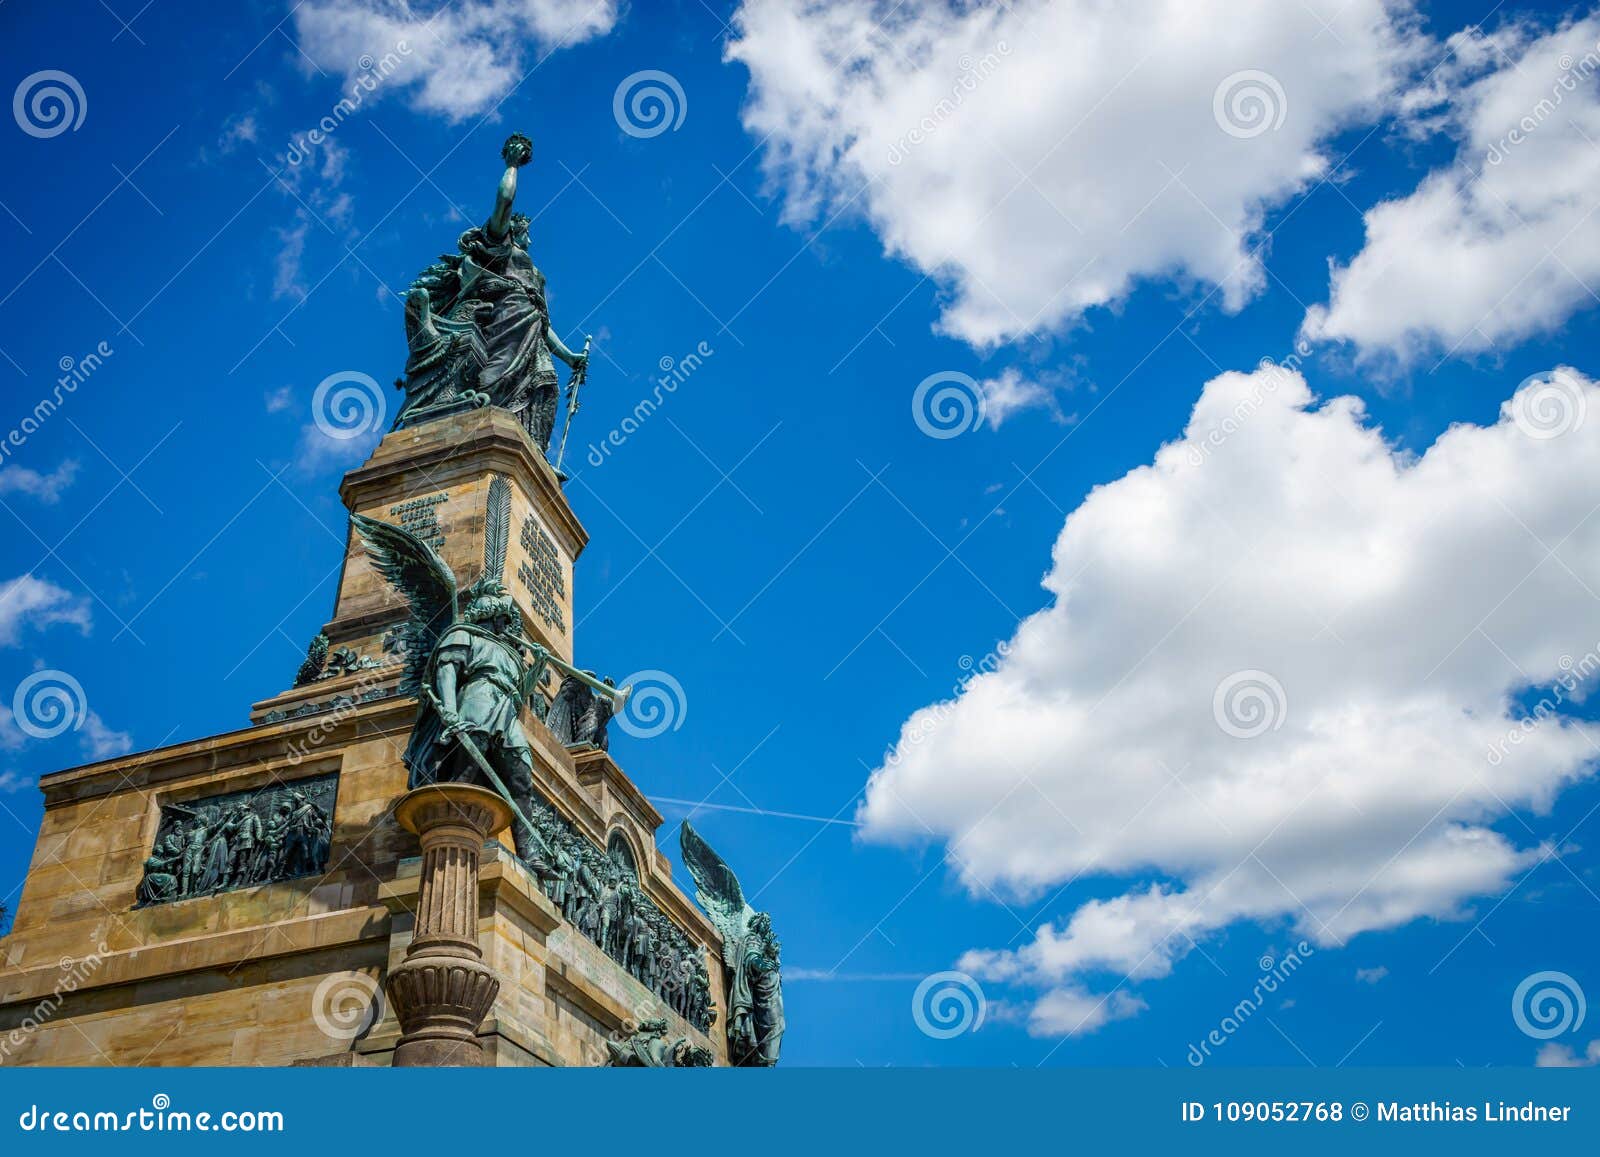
293;0;619;121
1303;16;1600;360
861;362;1600;1035
727;0;1425;347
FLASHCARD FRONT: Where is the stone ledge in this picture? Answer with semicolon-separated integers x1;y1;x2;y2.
36;697;416;802
576;747;666;832
0;905;390;1008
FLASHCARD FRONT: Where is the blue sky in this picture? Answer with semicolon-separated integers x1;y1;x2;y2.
5;0;1600;1067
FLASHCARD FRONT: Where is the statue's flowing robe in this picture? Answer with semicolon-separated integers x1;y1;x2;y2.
461;244;561;447
748;956;784;1065
728;936;784;1066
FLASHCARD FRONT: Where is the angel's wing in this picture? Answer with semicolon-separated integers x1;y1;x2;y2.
680;821;752;963
351;513;458;693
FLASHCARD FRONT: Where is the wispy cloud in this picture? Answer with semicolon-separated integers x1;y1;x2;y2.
0;575;91;646
0;460;79;504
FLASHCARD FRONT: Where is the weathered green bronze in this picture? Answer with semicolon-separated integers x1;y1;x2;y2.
395;133;591;463
352;483;548;862
135;774;337;906
352;482;719;1032
293;633;329;686
521;792;717;1032
603;1017;713;1067
681;821;786;1066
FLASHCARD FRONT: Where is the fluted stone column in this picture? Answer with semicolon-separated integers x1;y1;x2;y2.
386;783;512;1067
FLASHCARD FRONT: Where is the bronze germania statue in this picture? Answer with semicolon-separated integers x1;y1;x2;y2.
396;133;590;463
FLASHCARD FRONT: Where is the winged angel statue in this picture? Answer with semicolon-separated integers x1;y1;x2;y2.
680;821;785;1066
351;477;556;859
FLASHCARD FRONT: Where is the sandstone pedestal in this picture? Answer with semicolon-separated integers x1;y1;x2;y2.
387;783;511;1067
0;417;729;1068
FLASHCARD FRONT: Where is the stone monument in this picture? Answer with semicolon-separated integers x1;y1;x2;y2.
0;135;783;1069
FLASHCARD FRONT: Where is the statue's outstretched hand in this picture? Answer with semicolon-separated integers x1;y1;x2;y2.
501;133;532;168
